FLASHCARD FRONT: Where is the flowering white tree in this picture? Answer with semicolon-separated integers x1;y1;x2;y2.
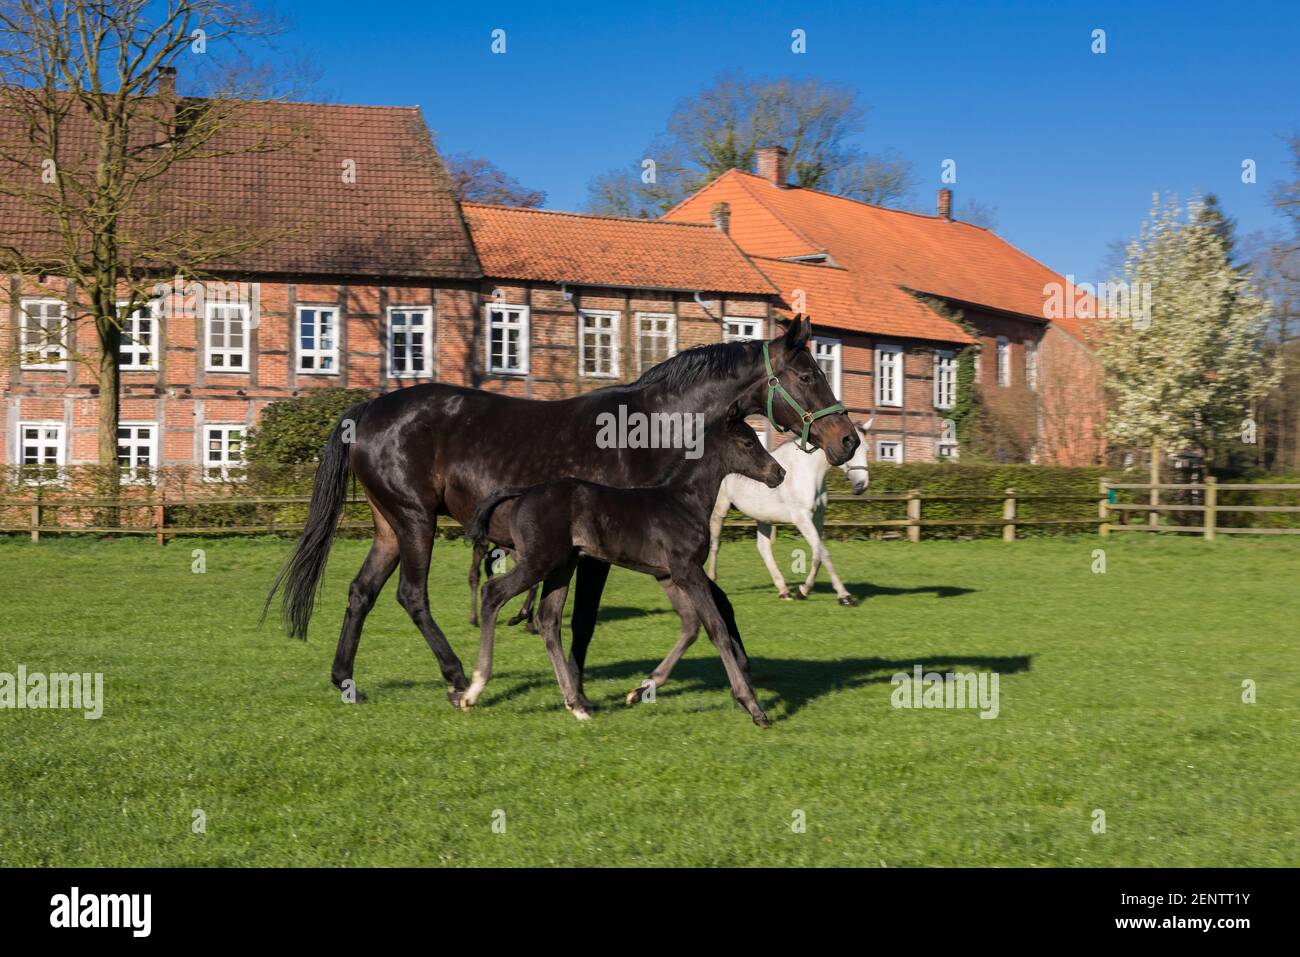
1099;195;1277;468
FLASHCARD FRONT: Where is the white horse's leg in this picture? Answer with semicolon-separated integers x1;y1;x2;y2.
706;493;730;581
793;509;853;605
755;522;794;599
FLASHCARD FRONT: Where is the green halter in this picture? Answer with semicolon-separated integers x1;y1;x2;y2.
762;340;846;452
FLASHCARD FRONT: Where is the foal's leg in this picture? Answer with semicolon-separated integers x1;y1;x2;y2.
331;509;401;702
394;520;470;707
792;509;853;604
468;540;487;627
625;578;701;705
755;522;794;599
565;556;609;710
467;561;550;709
534;564;589;720
705;494;729;581
674;566;769;727
626;578;751;705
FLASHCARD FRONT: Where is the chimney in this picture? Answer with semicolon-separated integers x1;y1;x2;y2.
157;66;176;98
936;188;953;221
756;145;788;186
710;201;731;233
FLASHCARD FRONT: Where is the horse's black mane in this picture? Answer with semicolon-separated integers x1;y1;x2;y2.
631;339;755;394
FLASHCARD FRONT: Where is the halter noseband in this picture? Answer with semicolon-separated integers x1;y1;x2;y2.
762;340;847;453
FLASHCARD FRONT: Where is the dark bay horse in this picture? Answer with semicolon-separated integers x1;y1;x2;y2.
468;410;785;725
266;316;858;708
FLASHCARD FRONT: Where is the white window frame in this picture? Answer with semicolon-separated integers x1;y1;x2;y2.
996;336;1010;387
389;306;432;379
934;350;956;410
875;343;904;408
578;309;621;379
813;336;843;400
484;303;529;376
202;424;246;482
1025;340;1038;391
723;317;765;342
118;300;160;371
118;421;159;483
936;418;959;460
297;305;340;375
16;421;65;481
205;301;250;372
19;298;68;370
876;439;903;463
634;312;676;373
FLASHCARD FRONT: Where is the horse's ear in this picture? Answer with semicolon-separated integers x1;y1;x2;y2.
782;313;811;349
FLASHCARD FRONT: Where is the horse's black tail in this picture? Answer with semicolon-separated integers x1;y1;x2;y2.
263;401;369;640
467;486;530;549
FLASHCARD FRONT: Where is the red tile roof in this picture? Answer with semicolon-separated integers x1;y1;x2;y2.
664;169;1090;343
461;203;775;295
0;97;481;279
753;256;973;344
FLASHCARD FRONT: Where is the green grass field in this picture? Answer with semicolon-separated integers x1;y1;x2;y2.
0;533;1296;867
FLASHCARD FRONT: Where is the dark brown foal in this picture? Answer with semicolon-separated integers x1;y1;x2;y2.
466;408;785;727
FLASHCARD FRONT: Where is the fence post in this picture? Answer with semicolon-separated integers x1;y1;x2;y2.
1204;476;1217;541
907;489;921;543
30;503;40;543
1002;487;1017;542
1098;479;1110;538
154;490;165;547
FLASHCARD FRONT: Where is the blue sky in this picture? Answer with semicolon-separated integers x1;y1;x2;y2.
265;0;1297;281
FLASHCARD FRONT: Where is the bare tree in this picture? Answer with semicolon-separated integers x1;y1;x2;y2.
0;0;300;501
584;73;914;216
444;151;545;207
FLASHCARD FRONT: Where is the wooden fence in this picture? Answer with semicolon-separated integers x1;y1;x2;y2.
3;481;1297;543
1100;479;1300;540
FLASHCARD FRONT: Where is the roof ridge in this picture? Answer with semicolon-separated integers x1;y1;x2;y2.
728;168;1000;229
462;202;717;228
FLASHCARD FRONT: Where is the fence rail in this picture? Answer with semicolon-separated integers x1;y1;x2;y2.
3;480;1297;542
1099;478;1300;540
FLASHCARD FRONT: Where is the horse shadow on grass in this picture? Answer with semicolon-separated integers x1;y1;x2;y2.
434;653;1030;721
726;581;977;602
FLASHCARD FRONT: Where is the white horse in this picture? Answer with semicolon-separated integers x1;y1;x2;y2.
706;419;872;605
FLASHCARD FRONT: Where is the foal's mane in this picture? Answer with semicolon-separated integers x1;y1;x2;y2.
629;339;756;395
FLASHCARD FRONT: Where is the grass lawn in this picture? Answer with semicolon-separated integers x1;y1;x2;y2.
0;533;1296;867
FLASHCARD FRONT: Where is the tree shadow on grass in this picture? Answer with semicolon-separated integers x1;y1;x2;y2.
404;653;1030;721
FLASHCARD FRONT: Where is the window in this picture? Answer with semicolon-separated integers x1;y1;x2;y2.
635;312;676;373
578;309;620;378
875;343;903;407
298;306;339;374
723;317;765;342
876;439;903;463
390;306;431;378
934;350;956;409
1025;341;1038;391
485;303;528;375
118;423;158;481
19;299;67;369
203;425;245;481
813;337;843;399
118;301;159;371
936;418;959;460
205;302;249;371
17;422;65;483
996;336;1010;387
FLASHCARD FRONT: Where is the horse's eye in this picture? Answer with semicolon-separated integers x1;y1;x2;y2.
799;373;813;383
742;439;754;449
